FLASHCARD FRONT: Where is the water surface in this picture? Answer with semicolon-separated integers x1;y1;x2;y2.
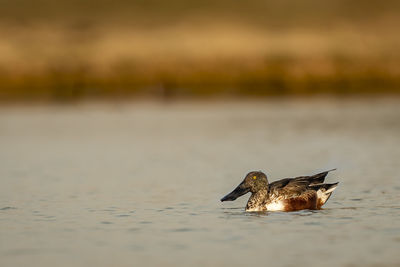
1;99;399;266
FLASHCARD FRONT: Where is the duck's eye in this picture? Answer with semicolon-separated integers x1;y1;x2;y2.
253;176;257;180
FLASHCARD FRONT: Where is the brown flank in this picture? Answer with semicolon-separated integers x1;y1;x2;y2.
283;191;319;211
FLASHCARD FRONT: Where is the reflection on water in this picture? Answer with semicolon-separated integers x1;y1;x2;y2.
0;99;399;267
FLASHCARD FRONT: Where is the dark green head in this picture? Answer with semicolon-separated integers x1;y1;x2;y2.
220;171;269;202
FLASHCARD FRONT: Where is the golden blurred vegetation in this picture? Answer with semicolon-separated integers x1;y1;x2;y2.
1;0;400;101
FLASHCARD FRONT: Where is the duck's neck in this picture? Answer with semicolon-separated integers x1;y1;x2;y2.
245;188;269;211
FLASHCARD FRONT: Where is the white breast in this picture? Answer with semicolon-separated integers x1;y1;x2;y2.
265;201;285;211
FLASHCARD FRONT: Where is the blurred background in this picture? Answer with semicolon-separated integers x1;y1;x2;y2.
1;2;400;267
1;0;400;101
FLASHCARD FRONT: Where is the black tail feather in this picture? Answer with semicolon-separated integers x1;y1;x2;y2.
308;169;337;184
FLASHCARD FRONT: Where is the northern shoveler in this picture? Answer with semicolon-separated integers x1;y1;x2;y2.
221;169;339;212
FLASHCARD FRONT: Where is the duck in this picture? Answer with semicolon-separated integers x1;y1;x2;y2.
221;169;339;212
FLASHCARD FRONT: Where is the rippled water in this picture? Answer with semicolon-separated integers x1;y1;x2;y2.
1;99;399;267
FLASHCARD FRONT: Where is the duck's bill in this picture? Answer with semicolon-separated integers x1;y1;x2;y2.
220;183;250;202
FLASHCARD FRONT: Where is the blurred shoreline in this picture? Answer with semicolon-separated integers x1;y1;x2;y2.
1;1;400;102
1;95;400;109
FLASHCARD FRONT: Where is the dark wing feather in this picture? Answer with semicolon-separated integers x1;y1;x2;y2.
305;168;336;184
268;169;336;198
291;169;336;185
269;178;310;197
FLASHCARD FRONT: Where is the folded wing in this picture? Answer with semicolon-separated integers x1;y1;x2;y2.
268;169;337;198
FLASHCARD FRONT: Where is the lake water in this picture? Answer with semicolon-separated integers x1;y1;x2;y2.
0;98;399;267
